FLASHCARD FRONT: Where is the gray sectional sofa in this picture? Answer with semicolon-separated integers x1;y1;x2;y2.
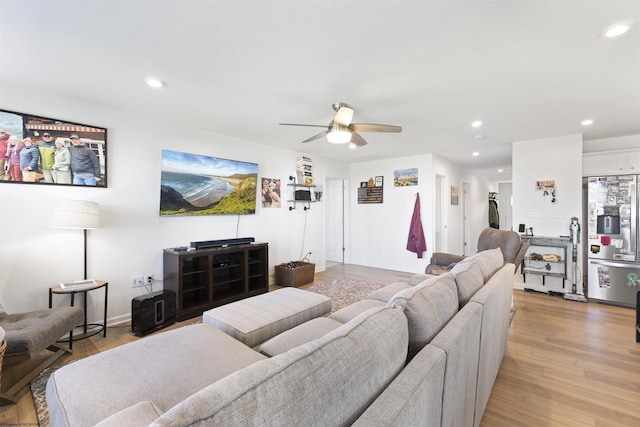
46;248;514;426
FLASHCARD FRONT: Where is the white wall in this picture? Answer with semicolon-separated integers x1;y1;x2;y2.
0;86;504;323
0;86;347;323
348;153;496;274
512;133;583;293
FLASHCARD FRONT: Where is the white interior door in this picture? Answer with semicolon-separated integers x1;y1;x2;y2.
498;182;513;231
462;181;471;255
325;178;344;263
435;174;446;252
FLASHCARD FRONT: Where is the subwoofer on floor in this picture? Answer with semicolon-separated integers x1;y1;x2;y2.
131;290;176;337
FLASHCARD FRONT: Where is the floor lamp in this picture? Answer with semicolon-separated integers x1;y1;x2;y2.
51;200;100;280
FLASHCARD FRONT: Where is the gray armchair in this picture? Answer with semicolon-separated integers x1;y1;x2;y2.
0;302;83;405
426;228;529;275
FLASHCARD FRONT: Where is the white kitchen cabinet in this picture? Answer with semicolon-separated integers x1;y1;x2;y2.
583;150;640;176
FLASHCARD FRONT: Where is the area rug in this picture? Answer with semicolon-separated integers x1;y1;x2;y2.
305;277;387;312
31;367;53;427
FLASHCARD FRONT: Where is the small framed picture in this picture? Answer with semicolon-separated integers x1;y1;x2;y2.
375;176;384;187
360;181;368;188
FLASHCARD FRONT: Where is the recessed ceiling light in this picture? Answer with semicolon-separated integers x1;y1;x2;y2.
472;152;480;157
603;22;631;38
471;120;483;128
498;169;504;173
474;134;485;139
145;77;166;88
581;119;594;126
349;143;357;150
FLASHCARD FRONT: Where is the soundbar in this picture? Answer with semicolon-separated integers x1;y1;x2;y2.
190;237;255;249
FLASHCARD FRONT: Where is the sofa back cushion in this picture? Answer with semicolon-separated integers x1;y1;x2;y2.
447;260;485;308
388;275;458;360
458;247;504;281
154;306;408;427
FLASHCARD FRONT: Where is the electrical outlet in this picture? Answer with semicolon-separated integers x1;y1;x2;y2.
144;274;154;286
132;276;144;287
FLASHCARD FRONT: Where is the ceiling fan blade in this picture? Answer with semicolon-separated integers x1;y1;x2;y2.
350;131;367;147
302;131;329;143
279;123;329;128
350;123;402;133
333;105;354;126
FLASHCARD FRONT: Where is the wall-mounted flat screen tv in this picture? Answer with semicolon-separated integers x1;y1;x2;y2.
0;109;107;187
160;149;258;216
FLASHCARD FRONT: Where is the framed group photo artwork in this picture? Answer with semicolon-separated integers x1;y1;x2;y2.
0;109;107;187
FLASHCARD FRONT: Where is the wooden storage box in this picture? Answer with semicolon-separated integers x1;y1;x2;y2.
275;262;315;287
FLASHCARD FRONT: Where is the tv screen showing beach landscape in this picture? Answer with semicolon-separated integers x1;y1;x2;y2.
160;149;258;216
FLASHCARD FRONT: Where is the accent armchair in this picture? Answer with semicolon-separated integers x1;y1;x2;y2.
425;228;529;275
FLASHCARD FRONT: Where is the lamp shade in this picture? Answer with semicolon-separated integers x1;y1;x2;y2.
51;200;100;229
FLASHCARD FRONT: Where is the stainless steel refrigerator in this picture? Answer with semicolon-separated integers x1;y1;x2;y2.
586;174;639;308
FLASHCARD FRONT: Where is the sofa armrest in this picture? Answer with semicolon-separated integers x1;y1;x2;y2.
429;253;465;267
94;401;162;427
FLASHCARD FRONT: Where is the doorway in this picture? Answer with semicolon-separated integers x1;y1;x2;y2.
462;181;471;255
498;182;513;231
326;178;346;265
435;174;447;253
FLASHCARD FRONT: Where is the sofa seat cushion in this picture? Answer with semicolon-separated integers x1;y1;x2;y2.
202;287;332;348
46;323;266;427
457;248;503;281
328;299;386;324
448;260;485;308
366;282;412;302
389;275;459;360
154;306;409;427
258;317;343;357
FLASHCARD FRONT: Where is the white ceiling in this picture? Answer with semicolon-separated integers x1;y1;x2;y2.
1;1;639;178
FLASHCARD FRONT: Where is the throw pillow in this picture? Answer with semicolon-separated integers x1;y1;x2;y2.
458;248;503;281
389;275;458;360
448;260;485;308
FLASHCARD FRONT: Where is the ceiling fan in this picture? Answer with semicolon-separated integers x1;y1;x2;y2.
279;102;402;147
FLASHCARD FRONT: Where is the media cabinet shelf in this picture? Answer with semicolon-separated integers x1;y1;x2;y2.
163;243;269;321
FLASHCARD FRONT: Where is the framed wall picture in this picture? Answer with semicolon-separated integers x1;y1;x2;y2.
0;109;107;187
393;168;418;187
451;186;459;205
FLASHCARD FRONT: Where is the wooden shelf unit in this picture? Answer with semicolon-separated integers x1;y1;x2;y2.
163;243;268;321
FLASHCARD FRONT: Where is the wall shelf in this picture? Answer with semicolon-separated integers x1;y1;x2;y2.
287;175;316;210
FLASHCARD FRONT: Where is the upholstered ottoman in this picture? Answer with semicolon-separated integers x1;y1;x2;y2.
202;287;332;348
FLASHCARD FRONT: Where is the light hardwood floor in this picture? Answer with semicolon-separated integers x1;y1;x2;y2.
3;264;638;426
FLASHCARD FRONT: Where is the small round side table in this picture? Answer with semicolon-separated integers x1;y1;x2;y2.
49;280;108;342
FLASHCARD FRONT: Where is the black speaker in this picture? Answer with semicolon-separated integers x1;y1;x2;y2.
131;290;176;336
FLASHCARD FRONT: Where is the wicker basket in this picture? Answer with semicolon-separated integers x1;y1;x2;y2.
0;339;6;387
275;262;315;287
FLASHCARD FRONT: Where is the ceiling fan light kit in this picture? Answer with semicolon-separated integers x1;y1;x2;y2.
327;123;351;144
280;102;402;147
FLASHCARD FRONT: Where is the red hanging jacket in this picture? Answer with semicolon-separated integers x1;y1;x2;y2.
407;194;427;258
